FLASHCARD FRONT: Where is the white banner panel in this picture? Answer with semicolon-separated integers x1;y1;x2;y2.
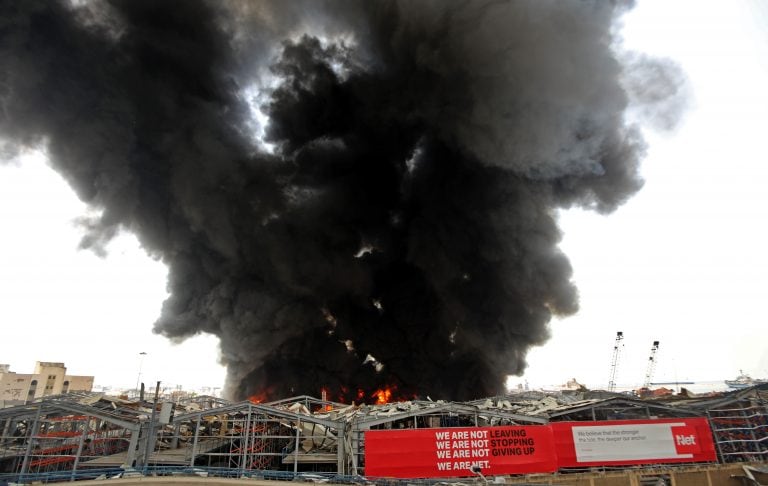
570;422;695;462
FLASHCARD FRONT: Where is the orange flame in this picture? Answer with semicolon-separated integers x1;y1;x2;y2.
248;392;268;404
371;387;393;404
320;387;334;411
318;384;411;405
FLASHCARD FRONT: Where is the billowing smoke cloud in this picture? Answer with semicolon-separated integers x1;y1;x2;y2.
0;0;684;401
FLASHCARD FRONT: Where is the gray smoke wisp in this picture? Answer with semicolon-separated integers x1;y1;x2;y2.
0;0;684;401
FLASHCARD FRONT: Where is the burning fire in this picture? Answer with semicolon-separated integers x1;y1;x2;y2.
371;387;393;404
250;384;410;406
320;387;334;411
319;384;407;405
248;391;268;404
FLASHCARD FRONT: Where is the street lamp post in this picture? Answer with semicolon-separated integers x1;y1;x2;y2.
135;352;147;399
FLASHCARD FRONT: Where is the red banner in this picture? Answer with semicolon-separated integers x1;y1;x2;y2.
364;426;557;478
364;418;716;478
551;418;717;467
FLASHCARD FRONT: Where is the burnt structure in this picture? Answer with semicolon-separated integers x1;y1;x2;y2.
0;385;765;483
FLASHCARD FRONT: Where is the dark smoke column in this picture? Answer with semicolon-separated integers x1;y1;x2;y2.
0;0;682;401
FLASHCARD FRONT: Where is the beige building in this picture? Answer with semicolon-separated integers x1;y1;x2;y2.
0;361;94;406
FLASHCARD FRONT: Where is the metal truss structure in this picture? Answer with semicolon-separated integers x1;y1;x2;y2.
0;385;766;483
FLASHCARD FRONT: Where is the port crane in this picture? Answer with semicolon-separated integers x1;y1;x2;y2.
607;331;624;392
643;340;660;388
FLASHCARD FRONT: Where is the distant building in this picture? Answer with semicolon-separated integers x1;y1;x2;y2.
0;361;94;406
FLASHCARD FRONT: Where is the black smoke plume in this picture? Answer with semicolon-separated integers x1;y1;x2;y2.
0;0;684;401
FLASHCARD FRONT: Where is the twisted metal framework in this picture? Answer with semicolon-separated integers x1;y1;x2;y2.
1;385;767;483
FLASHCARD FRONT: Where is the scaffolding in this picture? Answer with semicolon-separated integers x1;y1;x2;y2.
164;396;346;474
0;397;143;479
704;392;768;462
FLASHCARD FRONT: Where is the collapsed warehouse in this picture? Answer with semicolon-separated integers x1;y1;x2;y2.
0;385;766;482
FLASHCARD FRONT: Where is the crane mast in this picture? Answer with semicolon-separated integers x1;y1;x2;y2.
608;331;624;392
643;340;660;388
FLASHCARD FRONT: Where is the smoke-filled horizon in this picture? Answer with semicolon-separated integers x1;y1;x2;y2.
0;0;684;401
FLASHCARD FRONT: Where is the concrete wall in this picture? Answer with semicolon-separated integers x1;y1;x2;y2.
34;361;67;396
0;361;94;404
0;370;33;402
67;374;95;392
503;463;767;485
83;464;767;486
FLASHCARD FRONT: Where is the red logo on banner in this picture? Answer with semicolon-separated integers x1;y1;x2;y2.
364;418;716;478
671;425;700;454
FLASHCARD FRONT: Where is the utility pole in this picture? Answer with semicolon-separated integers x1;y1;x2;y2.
608;331;624;392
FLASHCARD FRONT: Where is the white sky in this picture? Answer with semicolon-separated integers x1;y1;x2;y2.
0;155;226;392
518;0;768;391
1;0;767;395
